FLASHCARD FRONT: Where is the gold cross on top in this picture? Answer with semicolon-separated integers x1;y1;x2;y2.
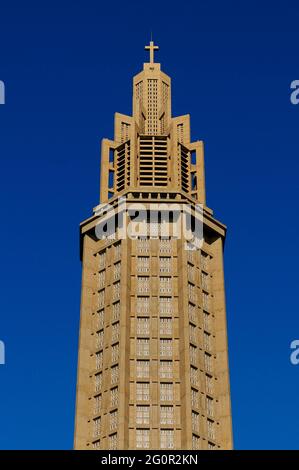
145;40;159;63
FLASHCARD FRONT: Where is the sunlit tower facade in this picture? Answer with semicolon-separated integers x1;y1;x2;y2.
74;42;233;450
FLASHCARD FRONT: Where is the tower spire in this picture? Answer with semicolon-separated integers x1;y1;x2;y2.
75;41;233;452
145;39;159;63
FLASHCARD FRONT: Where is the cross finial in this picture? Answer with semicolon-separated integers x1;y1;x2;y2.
145;40;159;64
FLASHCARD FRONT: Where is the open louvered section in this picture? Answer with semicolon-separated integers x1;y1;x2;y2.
115;141;130;192
138;135;168;186
179;143;190;193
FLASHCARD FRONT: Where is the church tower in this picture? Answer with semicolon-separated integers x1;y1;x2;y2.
74;41;233;450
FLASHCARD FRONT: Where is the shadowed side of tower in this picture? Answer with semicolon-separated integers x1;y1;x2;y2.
74;41;233;450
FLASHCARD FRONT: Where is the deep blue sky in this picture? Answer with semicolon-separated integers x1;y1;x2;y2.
0;0;299;450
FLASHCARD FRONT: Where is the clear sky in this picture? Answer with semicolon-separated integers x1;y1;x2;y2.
0;0;299;450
